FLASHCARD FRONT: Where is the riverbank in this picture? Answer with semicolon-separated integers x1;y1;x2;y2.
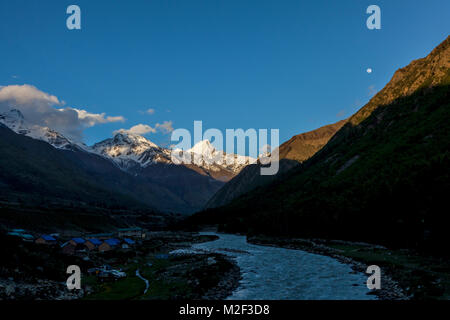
0;231;241;300
82;232;241;300
248;235;450;300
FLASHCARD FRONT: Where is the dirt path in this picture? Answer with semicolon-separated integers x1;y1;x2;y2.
135;269;149;295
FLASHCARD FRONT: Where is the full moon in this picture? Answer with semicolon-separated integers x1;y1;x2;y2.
366;68;373;74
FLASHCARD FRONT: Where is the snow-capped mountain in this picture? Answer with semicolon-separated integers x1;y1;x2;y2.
0;109;225;213
92;131;172;169
0;109;83;150
93;134;255;180
187;139;257;175
1;108;255;181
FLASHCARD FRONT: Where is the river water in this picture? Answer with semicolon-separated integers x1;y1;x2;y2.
189;232;376;300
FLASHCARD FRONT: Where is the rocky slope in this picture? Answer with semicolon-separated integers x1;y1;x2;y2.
277;120;347;161
205;120;346;208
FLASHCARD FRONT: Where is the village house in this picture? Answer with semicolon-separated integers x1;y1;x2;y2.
21;234;34;241
35;234;57;245
61;242;76;255
69;237;85;246
84;238;102;250
121;238;135;249
98;242;112;252
98;238;120;252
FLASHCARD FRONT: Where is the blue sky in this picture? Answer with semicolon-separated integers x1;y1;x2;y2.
0;0;449;151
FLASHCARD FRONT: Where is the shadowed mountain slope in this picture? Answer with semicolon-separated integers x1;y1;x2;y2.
0;124;221;214
205;120;346;208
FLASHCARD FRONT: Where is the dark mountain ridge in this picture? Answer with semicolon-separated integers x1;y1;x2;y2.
0;124;221;215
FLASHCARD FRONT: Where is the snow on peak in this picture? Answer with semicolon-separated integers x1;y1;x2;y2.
0;108;77;150
92;131;170;168
188;139;216;155
112;130;159;149
0;109;25;131
183;139;257;174
0;108;256;178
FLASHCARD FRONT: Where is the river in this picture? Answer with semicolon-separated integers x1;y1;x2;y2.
190;232;376;300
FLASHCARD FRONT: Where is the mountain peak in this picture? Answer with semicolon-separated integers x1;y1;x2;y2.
111;130;158;149
92;130;166;168
189;139;216;155
0;108;77;150
0;109;25;130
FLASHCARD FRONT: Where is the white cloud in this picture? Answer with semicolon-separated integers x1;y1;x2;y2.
0;84;125;141
145;108;155;115
115;124;157;136
70;108;125;127
156;120;174;133
116;121;174;136
0;84;61;107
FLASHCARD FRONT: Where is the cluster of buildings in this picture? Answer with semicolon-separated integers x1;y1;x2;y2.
6;227;145;255
60;236;137;255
